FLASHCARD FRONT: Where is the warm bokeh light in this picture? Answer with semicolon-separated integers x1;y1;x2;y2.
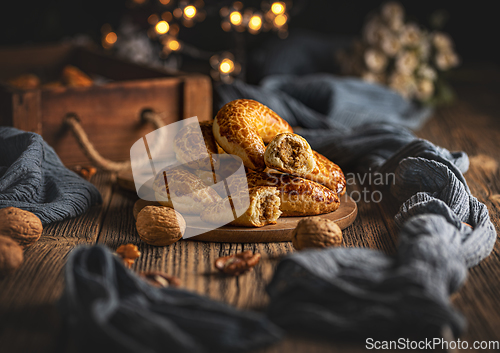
159;0;170;4
184;5;197;19
271;2;285;15
220;7;229;17
219;59;235;74
148;14;159;25
248;15;262;31
230;11;242;26
232;1;243;10
221;21;231;31
168;40;180;51
169;23;180;36
161;11;172;21
155;20;170;34
105;32;117;44
173;8;183;18
274;14;287;27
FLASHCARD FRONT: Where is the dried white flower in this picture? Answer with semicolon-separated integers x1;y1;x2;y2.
433;32;454;51
415;79;435;101
380;30;401;57
381;2;404;31
396;51;419;75
435;50;460;70
364;48;388;73
389;72;417;99
363;16;386;46
400;23;422;47
417;65;437;81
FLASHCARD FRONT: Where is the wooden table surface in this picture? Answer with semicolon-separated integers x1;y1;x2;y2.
1;73;500;352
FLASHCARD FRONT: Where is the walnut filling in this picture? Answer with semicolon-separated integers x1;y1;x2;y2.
278;137;307;170
257;194;280;223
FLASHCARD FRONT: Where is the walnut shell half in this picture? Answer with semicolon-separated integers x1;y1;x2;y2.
136;206;186;246
292;217;343;250
0;207;43;248
0;235;24;276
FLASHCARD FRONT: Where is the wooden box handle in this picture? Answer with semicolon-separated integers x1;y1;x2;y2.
65;111;165;172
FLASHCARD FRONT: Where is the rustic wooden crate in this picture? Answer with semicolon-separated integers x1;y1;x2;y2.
0;43;212;166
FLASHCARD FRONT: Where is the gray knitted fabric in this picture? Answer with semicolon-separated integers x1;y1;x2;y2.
215;78;496;340
0;127;102;224
216;75;433;130
266;127;496;340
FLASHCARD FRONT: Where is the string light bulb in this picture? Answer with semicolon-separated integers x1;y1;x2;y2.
184;5;197;19
230;11;242;26
274;14;287;27
168;39;181;51
219;58;235;74
271;2;285;15
248;15;262;31
105;32;117;44
155;20;170;34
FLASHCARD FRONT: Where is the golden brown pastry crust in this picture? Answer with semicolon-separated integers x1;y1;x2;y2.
213;99;293;171
173;121;219;171
201;186;281;227
152;167;221;214
307;151;346;196
191;169;220;186
246;171;340;216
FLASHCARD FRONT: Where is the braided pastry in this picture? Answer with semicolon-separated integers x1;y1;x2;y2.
173;121;219;171
245;171;340;216
152;167;221;214
213;99;293;171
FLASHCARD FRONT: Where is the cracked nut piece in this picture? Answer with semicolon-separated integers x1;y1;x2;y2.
0;207;43;248
140;271;181;288
116;244;141;268
214;250;261;276
0;235;24;276
72;165;97;181
136;206;186;246
292;217;343;250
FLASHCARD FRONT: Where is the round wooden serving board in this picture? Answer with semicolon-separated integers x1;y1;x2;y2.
117;168;358;243
190;193;357;243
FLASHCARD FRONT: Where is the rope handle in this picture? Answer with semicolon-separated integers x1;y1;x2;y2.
65;110;165;172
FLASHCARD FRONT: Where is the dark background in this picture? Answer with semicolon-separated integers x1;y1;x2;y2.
0;0;498;75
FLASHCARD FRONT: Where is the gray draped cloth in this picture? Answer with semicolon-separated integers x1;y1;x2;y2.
55;75;496;352
215;77;496;340
0;127;101;224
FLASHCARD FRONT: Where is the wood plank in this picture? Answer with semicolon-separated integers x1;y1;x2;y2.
367;81;500;349
11;90;42;134
0;172;114;353
94;172;393;352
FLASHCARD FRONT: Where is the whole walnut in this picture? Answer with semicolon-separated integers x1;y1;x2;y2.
136;206;186;246
0;207;43;248
133;199;161;220
0;235;24;276
292;217;343;251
